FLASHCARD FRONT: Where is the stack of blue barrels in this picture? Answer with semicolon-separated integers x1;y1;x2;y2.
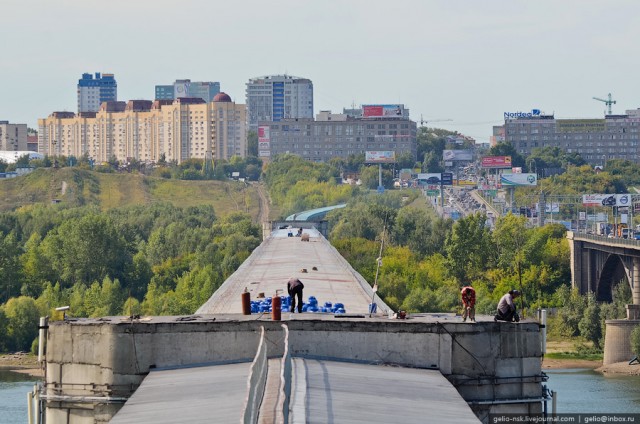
249;295;346;314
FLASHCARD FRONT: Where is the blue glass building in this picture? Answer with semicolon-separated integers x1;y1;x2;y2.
77;72;117;113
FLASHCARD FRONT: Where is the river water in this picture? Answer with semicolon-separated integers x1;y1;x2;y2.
1;368;638;422
545;368;640;413
0;370;40;424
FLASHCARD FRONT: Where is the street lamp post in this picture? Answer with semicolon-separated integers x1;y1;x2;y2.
529;158;537;177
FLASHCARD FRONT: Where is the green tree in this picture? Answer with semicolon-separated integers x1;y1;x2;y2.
0;308;7;351
359;165;393;189
0;232;24;303
20;233;55;298
445;213;492;283
631;326;640;356
3;296;40;351
247;130;258;157
41;214;132;286
578;293;602;350
393;207;448;257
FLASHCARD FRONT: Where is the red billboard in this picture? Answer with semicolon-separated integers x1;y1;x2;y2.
481;156;512;168
362;104;404;118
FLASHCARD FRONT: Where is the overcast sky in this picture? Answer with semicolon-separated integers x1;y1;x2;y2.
2;0;639;142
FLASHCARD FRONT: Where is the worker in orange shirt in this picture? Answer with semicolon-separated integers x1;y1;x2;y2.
461;286;476;322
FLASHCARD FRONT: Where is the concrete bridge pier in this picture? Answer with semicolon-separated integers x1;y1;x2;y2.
603;258;640;365
633;257;640;308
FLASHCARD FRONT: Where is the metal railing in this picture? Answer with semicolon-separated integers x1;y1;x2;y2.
568;231;640;248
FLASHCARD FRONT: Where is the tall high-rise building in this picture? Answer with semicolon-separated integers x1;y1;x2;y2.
246;75;313;133
77;72;117;113
154;80;221;103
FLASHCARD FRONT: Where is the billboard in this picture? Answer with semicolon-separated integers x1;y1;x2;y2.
365;151;396;163
258;126;270;144
556;119;605;133
582;194;631;207
258;142;270;150
481;156;512;168
362;104;404;118
500;173;537;186
417;173;442;185
443;150;473;161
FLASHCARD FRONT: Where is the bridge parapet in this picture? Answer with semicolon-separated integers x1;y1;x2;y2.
44;315;544;423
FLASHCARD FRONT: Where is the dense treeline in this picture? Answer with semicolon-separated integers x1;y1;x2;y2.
0;203;261;352
1;152;263;182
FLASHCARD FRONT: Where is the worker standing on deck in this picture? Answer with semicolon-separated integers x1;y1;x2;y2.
287;277;304;313
494;290;520;322
461;286;476;322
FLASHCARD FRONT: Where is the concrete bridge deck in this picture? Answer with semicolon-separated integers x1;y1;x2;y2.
42;227;546;424
197;228;392;315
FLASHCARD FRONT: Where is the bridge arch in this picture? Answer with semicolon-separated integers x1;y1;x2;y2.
597;253;630;302
568;232;640;305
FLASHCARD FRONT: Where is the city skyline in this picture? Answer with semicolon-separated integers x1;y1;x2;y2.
3;0;640;142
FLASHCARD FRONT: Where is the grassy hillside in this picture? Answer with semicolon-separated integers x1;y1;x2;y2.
0;168;262;219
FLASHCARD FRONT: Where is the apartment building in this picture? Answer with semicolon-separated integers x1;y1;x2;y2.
0;121;28;151
259;105;417;163
38;93;246;164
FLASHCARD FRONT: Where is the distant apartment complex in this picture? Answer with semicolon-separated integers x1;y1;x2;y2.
38;93;246;164
77;72;117;113
0;121;28;151
498;108;640;164
246;75;314;133
155;79;221;103
258;105;417;163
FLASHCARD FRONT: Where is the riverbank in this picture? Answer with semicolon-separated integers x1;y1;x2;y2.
597;360;640;376
0;353;43;377
542;357;600;369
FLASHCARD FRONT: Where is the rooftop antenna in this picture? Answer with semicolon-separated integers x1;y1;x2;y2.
593;93;616;115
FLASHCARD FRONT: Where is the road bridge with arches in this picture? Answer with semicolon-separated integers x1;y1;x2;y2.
567;232;640;305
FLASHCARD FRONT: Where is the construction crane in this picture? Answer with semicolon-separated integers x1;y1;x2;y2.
593;93;616;115
420;115;453;127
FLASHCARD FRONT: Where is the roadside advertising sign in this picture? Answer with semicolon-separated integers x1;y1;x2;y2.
365;151;396;163
258;126;270;143
481;156;512;168
582;194;630;207
441;172;453;185
417;173;441;185
500;173;537;186
443;150;473;161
